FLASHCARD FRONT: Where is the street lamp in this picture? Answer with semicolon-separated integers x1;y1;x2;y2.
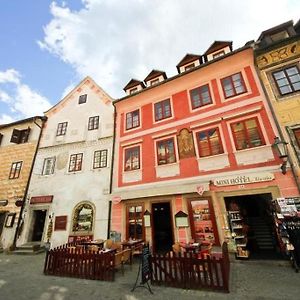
272;137;288;174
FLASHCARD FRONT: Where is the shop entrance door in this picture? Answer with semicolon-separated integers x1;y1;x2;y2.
152;202;173;253
225;193;278;259
31;210;46;242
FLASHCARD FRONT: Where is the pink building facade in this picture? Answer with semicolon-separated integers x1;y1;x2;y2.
111;42;299;256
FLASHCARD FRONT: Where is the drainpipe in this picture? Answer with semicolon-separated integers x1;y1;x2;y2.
253;52;300;193
12;116;47;249
107;105;117;239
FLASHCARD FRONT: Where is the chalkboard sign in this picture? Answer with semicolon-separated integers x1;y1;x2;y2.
141;244;151;284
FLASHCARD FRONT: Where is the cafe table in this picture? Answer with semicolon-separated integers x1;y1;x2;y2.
121;239;144;263
79;240;105;250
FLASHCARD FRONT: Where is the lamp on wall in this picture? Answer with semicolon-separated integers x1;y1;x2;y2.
272;137;288;174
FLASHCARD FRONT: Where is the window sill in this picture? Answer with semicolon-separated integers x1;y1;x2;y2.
155;162;179;178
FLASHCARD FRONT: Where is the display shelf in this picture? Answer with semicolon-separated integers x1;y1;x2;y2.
228;210;249;258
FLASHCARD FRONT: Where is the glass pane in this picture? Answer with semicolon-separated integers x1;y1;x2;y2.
232;122;247;150
292;82;300;91
286;67;299;76
280;85;293;95
190;200;215;244
273;71;285;80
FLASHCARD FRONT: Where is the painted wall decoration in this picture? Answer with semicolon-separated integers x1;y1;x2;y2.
177;128;196;159
72;203;94;232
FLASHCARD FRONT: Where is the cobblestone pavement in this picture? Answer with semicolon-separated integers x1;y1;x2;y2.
0;253;299;300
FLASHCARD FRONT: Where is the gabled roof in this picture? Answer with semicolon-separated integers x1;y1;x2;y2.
45;76;113;115
123;79;145;91
257;20;293;42
0;116;46;129
176;54;202;72
144;69;167;82
203;41;233;55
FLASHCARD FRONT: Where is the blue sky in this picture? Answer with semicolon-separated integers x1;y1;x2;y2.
0;0;299;124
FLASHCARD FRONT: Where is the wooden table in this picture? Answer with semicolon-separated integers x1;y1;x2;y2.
121;239;144;263
80;240;104;250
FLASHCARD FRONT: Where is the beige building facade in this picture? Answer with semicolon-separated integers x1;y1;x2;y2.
255;20;300;192
0;116;46;250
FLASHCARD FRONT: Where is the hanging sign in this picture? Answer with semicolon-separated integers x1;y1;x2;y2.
112;196;122;204
196;185;205;196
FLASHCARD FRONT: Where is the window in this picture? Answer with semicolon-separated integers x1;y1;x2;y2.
124;146;140;171
72;203;93;232
190;84;212;109
88;116;99;130
185;63;195;71
56;122;68;136
42;157;56;175
9;161;22;179
130;87;138;94
231;118;265;150
272;66;300;96
221;72;246;98
69;153;83;172
150;78;159;86
294;128;300;148
126;110;140;130
10;128;30;144
93;150;108;169
127;204;144;240
196;128;223;157
213;50;225;59
154;99;171;121
270;30;289;42
0;133;3;146
79;94;87;104
157;138;176;165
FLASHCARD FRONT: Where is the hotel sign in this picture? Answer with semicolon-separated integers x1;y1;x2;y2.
214;173;274;187
30;195;53;204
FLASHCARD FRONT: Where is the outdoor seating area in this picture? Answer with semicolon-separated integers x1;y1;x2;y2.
44;239;144;281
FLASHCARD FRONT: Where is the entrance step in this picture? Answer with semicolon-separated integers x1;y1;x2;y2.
12;242;46;255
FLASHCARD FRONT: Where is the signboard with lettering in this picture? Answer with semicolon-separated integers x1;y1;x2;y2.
213;173;274;187
141;244;151;284
30;195;53;204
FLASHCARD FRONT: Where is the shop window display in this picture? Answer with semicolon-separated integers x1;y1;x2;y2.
188;199;217;244
72;203;94;232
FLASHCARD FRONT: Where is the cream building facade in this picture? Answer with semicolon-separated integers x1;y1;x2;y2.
18;77;114;248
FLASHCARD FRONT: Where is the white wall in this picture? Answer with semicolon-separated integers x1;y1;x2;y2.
18;79;114;248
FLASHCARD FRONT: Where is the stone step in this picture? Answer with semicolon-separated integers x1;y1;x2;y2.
13;248;45;255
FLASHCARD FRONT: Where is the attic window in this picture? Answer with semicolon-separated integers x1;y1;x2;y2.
78;94;87;104
10;128;31;144
150;78;160;86
184;63;195;71
270;30;289;42
130;87;138;94
213;50;225;59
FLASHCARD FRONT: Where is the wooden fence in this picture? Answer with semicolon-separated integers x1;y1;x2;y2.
150;242;230;292
44;242;115;281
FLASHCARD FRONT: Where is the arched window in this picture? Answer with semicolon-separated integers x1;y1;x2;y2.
72;203;94;232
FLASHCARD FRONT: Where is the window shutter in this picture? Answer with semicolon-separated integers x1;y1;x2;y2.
54;216;67;231
23;127;31;143
0;133;3;146
10;129;21;144
33;158;44;175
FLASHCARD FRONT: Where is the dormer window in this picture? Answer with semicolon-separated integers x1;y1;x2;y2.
270;30;289;42
150;78;160;86
212;50;225;59
78;94;87;104
130;87;138;94
184;63;195;71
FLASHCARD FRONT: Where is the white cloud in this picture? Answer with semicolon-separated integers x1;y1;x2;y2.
39;0;300;98
0;68;52;123
0;114;15;124
0;69;20;84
